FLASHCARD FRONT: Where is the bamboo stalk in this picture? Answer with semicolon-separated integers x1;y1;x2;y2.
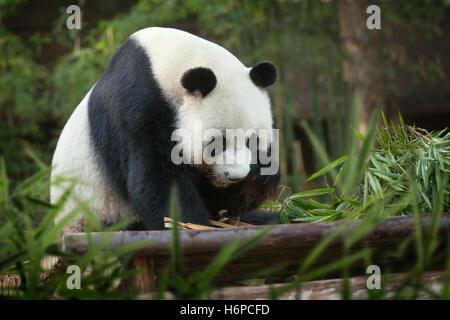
164;217;217;230
209;220;236;228
227;218;254;227
164;217;255;229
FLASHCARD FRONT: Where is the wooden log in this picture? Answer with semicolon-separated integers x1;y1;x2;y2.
131;256;156;293
1;256;63;293
0;274;20;295
142;270;445;300
64;213;450;285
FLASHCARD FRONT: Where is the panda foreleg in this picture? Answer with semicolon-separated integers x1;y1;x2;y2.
127;179;170;230
126;154;171;230
175;170;211;226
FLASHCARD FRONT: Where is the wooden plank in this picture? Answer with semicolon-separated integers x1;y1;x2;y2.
131;257;156;293
64;213;450;284
0;275;20;295
64;213;450;256
142;271;445;300
1;256;62;292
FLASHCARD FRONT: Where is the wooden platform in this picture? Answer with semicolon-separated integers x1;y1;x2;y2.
63;213;450;293
140;270;445;300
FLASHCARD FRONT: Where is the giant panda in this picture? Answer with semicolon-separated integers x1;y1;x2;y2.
50;27;280;232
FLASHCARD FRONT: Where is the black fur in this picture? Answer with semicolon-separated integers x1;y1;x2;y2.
181;67;217;97
250;61;277;88
239;210;281;225
88;38;210;230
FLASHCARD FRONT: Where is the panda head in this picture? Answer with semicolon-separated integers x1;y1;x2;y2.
178;61;277;188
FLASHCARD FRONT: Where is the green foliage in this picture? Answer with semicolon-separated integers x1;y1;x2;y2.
0;29;50;181
264;109;450;300
0;129;449;299
264;106;449;223
0;158;151;299
367;115;450;213
0;0;26;20
381;0;449;87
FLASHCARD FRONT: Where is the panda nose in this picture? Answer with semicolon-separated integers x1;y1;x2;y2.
222;166;251;181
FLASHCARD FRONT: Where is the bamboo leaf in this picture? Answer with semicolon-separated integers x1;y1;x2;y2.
290;188;335;198
307;155;348;181
291;197;335;210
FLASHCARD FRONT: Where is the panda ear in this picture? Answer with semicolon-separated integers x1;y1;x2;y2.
250;61;277;88
181;67;217;97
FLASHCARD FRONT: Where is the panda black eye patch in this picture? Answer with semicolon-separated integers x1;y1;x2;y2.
181;67;217;97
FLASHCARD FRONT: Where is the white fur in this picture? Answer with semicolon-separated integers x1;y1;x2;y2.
50;89;137;232
214;147;252;180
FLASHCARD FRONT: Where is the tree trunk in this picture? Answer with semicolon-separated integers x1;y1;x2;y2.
339;0;384;133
